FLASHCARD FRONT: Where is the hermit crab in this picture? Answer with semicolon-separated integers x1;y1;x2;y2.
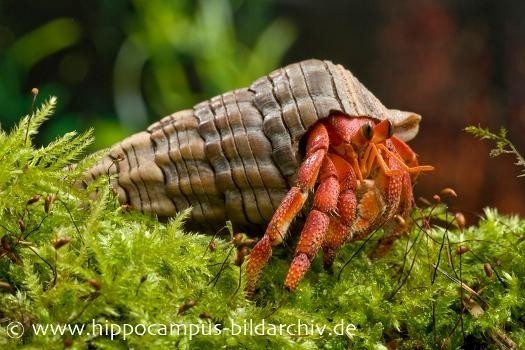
86;59;433;294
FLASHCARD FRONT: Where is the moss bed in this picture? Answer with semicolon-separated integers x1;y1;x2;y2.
1;98;524;349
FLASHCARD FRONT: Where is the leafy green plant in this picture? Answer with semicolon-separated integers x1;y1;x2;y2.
1;100;524;349
465;125;525;177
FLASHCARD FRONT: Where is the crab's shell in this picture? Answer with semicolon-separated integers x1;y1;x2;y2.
87;59;421;231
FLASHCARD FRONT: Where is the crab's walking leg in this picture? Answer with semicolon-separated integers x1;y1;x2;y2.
284;155;341;291
369;171;413;259
245;122;329;294
321;154;358;269
322;218;344;270
387;136;434;175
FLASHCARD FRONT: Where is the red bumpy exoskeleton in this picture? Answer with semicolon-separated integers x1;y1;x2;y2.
245;113;433;294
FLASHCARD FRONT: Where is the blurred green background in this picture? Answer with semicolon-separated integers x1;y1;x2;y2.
1;0;524;218
0;0;296;149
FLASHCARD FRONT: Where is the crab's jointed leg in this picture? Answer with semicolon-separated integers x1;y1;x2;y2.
361;133;434;179
245;122;330;294
389;135;434;179
369;171;413;259
284;154;343;290
321;154;358;270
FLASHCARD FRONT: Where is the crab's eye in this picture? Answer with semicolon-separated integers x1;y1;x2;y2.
360;123;373;141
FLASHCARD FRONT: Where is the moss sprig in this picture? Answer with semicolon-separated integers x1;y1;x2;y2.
465;125;525;177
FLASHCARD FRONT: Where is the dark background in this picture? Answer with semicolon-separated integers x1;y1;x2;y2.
1;0;524;221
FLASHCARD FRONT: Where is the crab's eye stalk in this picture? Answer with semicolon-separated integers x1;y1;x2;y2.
371;119;393;143
360;123;373;141
387;120;393;138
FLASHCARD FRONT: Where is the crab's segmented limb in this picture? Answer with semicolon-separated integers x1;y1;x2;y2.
284;210;330;290
322;217;348;270
363;143;402;177
321;154;358;269
359;120;433;179
377;144;434;174
245;122;330;294
284;156;340;291
369;171;413;259
361;142;433;178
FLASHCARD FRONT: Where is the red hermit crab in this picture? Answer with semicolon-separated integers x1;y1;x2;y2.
86;59;433;294
246;114;433;293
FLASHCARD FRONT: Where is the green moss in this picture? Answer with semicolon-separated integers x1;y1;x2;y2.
1;99;524;349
